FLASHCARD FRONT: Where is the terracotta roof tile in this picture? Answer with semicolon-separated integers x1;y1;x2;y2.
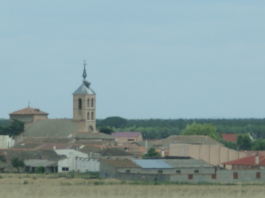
10;107;48;115
222;155;265;166
222;134;238;142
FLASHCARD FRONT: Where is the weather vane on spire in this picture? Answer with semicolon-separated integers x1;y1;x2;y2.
83;60;87;80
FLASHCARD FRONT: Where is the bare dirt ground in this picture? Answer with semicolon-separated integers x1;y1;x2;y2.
0;174;265;198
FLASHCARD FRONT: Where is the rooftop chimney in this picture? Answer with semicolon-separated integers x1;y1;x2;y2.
161;149;165;157
255;152;259;165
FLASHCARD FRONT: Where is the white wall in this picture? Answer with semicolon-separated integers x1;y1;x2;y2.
58;157;99;173
56;149;99;173
0;135;15;149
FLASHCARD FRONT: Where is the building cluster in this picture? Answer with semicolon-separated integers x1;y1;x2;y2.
1;62;265;183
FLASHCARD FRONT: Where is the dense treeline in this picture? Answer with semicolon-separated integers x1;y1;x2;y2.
97;117;265;139
0;119;24;136
0;119;9;127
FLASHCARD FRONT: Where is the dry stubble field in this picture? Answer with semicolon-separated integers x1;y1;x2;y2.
0;174;265;198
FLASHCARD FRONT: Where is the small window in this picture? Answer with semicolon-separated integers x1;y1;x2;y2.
158;170;163;174
233;172;238;179
91;99;94;107
176;170;181;174
62;167;69;171
212;174;216;179
256;172;261;179
78;98;82;110
87;99;90;107
127;139;134;141
194;170;199;173
188;174;193;179
91;112;94;120
87;112;90;120
126;170;130;173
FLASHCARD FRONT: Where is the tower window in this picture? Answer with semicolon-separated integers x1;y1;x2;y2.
78;98;82;110
87;112;89;120
91;112;94;120
89;126;94;131
87;99;90;107
91;99;94;107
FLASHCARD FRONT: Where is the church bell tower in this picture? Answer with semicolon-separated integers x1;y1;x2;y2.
73;61;97;133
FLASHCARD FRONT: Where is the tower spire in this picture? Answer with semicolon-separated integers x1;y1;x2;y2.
83;60;87;80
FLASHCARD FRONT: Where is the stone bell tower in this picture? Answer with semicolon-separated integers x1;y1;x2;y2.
73;61;97;133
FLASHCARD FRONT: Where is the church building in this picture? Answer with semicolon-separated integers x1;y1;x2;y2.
73;61;97;133
9;61;99;138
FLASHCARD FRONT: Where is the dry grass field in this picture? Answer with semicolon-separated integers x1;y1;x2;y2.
0;174;264;198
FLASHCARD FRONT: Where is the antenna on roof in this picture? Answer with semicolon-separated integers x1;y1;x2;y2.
28;100;30;107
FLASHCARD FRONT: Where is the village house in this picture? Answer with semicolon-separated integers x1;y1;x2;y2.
55;149;100;173
169;143;247;169
222;153;265;170
9;107;48;123
100;158;215;182
100;148;135;159
111;132;143;144
75;132;115;146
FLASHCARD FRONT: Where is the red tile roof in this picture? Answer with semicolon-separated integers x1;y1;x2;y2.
10;107;48;115
222;155;265;166
222;134;238;142
111;132;141;138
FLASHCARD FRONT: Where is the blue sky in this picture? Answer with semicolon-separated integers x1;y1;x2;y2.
1;1;265;119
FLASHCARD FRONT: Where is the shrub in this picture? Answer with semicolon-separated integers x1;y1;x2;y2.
94;181;105;185
35;166;44;174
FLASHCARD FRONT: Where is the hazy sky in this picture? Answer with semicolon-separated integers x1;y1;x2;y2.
1;1;265;119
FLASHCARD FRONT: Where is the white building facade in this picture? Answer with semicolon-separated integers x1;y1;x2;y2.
0;135;15;148
55;149;99;173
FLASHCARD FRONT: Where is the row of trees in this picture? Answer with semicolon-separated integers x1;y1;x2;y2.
97;116;265;139
97;117;265;151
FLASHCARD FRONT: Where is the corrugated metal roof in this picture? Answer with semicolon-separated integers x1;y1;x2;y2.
133;159;172;169
24;160;57;167
163;159;214;168
111;132;141;138
73;82;96;95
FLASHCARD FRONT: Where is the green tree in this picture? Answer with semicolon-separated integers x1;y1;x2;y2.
143;147;161;158
11;157;25;173
237;134;252;150
0;119;24;136
181;123;221;140
251;139;265;150
97;116;127;128
99;126;114;135
219;140;237;150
